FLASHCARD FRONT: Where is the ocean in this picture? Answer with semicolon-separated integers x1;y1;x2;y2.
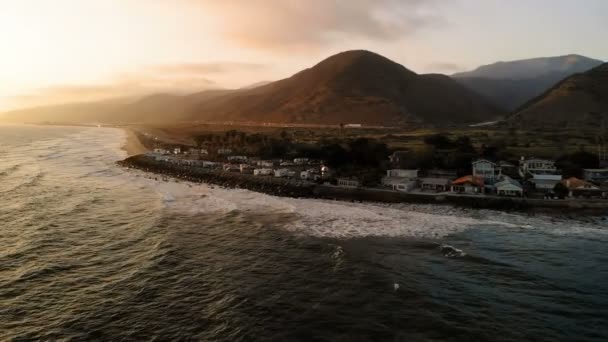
1;124;607;341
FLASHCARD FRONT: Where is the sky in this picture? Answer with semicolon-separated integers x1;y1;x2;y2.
1;0;607;111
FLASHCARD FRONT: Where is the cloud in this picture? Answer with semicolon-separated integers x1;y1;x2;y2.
146;62;268;74
192;0;444;50
425;62;463;73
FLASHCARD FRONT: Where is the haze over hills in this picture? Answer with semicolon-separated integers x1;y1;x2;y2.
453;55;604;111
1;50;502;127
507;63;608;128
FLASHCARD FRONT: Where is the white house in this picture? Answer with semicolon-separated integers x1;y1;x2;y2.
419;177;451;192
253;168;273;176
337;178;360;188
173;147;181;154
294;158;310;165
530;174;562;191
257;160;275;168
273;168;291;178
472;159;501;180
382;169;419;192
519;158;558;178
495;177;523;197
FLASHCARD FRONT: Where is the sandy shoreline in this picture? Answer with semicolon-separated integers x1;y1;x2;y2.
121;128;149;157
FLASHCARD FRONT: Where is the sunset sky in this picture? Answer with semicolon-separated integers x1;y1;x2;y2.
1;0;607;111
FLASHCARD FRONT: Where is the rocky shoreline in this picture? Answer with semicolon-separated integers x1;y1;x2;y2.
118;155;608;216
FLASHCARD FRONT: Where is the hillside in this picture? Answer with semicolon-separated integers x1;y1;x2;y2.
2;50;502;127
507;63;608;128
453;55;603;111
184;50;502;126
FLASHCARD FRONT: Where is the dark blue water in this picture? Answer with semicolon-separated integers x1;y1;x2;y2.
1;125;607;341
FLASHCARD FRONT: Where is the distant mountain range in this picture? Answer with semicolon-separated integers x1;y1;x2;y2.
3;51;606;129
1;50;501;127
507;63;608;128
453;55;604;111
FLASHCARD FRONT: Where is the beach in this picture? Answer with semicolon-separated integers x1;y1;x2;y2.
121;128;148;156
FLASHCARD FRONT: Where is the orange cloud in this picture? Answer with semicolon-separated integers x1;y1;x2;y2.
193;0;444;50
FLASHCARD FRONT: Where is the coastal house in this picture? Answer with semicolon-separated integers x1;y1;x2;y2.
472;159;501;181
257;160;275;168
519;158;561;191
301;169;321;181
530;173;562;191
561;177;604;198
173;147;181;155
583;169;608;184
337;178;360;188
253;168;273;176
200;148;209;155
273;168;291;178
495;177;523;197
519;158;558;178
382;169;418;192
419;177;451;192
451;175;484;194
294;158;310;165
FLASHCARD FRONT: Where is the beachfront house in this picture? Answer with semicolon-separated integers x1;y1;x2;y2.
301;169;321;181
495;177;523;197
337;178;360;188
530;173;562;191
472;159;501;181
257;160;275;168
419;177;451;192
451;175;484;194
382;169;419;192
173;147;182;155
519;158;558;178
253;168;273;176
583;169;608;184
561;177;604;198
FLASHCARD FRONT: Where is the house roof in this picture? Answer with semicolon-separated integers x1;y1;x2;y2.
452;175;484;187
561;177;599;190
495;177;523;189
